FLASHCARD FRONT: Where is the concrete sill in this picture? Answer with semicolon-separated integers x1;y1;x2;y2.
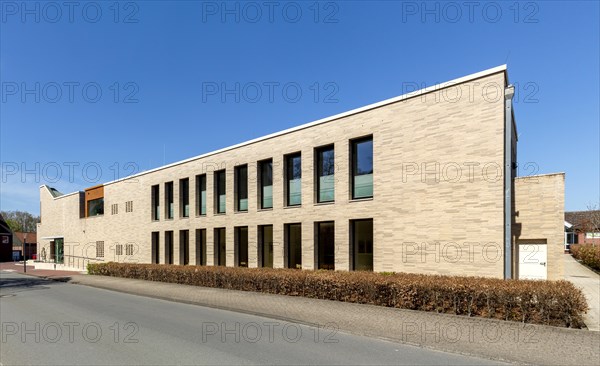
314;201;335;206
349;197;373;203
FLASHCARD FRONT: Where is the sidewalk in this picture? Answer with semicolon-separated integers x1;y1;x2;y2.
564;254;600;331
69;274;600;366
0;262;82;280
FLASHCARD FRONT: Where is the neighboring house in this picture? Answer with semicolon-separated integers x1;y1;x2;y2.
37;65;565;280
0;213;14;262
12;232;37;261
565;210;600;246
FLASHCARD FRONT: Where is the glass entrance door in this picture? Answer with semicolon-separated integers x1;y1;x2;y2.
54;238;64;264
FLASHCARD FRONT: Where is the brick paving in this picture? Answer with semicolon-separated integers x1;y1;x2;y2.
0;262;83;280
66;274;600;366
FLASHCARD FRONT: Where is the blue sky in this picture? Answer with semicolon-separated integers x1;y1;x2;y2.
1;1;598;215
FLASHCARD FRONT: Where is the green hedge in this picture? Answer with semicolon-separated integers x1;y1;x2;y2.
571;244;600;271
88;262;588;328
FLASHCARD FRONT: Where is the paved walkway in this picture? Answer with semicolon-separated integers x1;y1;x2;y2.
67;274;600;366
564;254;600;331
0;261;82;280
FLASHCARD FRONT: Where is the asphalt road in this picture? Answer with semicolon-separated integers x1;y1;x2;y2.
0;271;505;365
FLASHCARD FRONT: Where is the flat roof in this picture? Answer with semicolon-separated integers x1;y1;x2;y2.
43;65;508;197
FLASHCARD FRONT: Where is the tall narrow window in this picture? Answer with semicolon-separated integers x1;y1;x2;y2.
215;170;226;214
195;229;206;265
151;185;160;220
259;160;273;209
214;228;226;266
351;219;373;271
235;226;248;267
285;223;302;269
235;165;248;212
179;230;189;265
165;182;174;219
151;232;160;264
165;231;174;264
316;145;335;203
180;178;189;217
286;153;301;206
316;221;334;270
259;225;273;268
196;174;206;216
351;137;373;199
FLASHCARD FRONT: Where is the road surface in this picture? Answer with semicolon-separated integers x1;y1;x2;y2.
0;271;505;365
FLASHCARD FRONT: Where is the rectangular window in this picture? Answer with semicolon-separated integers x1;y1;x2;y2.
151;185;160;220
125;201;133;213
179;230;189;265
165;182;174;219
151;232;160;264
285;223;302;269
180;178;189;217
115;244;123;256
126;243;134;256
195;229;206;265
351;219;373;271
259;160;273;209
316;145;335;203
316;222;334;270
215;170;226;214
286;153;302;206
165;231;173;264
87;198;104;217
196;174;206;216
235;165;248;212
111;203;118;215
214;228;226;266
235;226;248;267
259;225;273;268
96;241;105;258
351;137;373;199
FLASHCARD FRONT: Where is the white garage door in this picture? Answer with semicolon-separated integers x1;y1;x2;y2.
518;244;547;280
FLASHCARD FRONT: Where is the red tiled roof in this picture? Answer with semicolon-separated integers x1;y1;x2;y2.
14;232;36;244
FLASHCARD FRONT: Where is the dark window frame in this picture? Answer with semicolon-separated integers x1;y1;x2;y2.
235;165;248;212
165;181;174;220
180;178;190;218
196;174;207;216
151;185;160;220
285;153;302;207
258;159;273;209
351;136;374;199
214;170;226;214
315;145;335;203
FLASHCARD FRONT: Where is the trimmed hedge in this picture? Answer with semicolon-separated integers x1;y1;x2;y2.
88;262;588;328
571;244;600;271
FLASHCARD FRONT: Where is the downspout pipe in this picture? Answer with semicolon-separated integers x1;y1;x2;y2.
504;85;515;279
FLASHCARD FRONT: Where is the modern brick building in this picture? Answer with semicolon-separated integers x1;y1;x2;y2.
37;65;565;280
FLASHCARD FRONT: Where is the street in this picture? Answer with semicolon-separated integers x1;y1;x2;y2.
0;272;504;365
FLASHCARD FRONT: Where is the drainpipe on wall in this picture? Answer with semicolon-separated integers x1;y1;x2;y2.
504;85;515;280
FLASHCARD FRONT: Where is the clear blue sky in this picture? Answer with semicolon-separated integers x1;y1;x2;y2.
1;1;598;215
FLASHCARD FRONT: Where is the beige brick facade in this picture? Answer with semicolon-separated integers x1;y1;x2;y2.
36;66;563;279
513;173;565;280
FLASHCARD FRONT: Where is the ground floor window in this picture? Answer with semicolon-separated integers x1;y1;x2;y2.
196;229;206;265
285;223;302;269
165;231;173;264
179;230;189;265
151;232;159;264
259;225;273;268
214;228;226;266
235;226;249;267
316;221;334;270
351;219;373;271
